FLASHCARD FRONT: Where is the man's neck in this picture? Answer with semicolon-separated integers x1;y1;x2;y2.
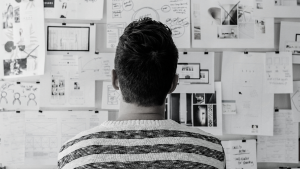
117;100;165;121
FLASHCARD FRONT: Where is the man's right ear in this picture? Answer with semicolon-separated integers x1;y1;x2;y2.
111;69;119;90
168;74;179;94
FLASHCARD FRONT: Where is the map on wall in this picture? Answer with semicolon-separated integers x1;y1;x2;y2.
106;0;191;48
0;0;46;78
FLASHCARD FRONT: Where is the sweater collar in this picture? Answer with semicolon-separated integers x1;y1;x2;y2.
101;119;178;127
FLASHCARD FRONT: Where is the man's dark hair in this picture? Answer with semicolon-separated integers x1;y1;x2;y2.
115;17;178;107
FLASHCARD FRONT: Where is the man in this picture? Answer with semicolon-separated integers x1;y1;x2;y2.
58;17;225;169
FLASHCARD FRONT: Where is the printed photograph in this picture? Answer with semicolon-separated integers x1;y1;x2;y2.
193;105;208;126
2;4;14;29
221;4;238;25
193;93;205;105
3;58;27;76
193;9;201;40
217;26;238;39
193;104;217;127
74;82;80;90
177;63;200;79
255;19;265;34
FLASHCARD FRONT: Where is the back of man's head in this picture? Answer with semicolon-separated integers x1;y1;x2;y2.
115;17;178;107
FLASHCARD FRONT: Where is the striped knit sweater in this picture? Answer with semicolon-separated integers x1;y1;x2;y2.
58;120;225;169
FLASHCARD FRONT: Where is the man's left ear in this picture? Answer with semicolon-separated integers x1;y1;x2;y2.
111;69;119;90
168;74;178;94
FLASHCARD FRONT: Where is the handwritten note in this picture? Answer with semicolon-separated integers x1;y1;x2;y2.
222;100;237;114
264;52;293;93
257;110;299;163
221;140;257;169
291;81;300;122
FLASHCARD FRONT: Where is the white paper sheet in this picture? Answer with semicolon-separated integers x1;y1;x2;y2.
102;81;121;110
0;81;40;110
106;0;191;48
257;110;299;163
222;100;237;114
173;52;214;93
40;55;95;108
191;0;274;48
78;53;115;80
44;0;104;21
222;52;274;136
222;140;257;169
254;0;300;18
0;111;108;166
279;21;300;64
0;112;25;166
264;52;293;93
291;81;300;122
0;0;46;78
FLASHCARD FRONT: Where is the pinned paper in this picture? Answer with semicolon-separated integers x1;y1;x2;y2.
222;100;237;114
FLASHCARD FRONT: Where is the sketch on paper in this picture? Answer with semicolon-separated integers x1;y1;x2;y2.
69;72;85;105
107;0;191;48
78;54;115;80
0;81;40;110
1;0;45;77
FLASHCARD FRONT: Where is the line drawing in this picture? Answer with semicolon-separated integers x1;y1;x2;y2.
27;93;37;106
0;91;8;104
13;92;21;105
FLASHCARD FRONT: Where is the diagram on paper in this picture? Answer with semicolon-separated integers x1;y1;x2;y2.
0;81;40;110
107;0;191;48
78;54;115;80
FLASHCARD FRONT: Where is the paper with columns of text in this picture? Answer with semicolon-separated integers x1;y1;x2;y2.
222;52;274;136
264;52;293;93
222;140;257;169
257;110;299;163
106;0;191;48
0;111;108;166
